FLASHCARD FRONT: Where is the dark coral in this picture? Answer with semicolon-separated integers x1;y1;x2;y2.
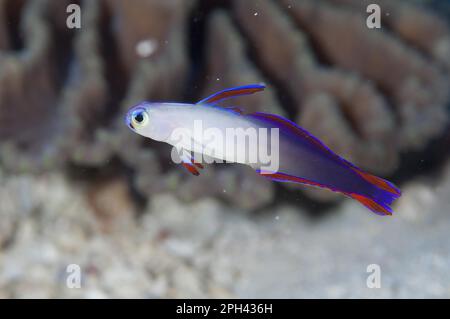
0;0;449;207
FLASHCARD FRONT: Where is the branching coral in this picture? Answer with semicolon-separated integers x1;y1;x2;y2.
0;0;449;208
0;0;60;171
232;0;399;175
281;0;449;151
202;11;285;116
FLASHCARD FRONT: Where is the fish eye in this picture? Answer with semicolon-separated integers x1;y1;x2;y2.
131;109;149;128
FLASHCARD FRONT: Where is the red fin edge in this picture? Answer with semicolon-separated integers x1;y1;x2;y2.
257;171;335;190
197;84;265;105
259;170;396;216
192;162;204;169
205;88;262;104
349;193;392;216
182;163;200;176
352;169;401;196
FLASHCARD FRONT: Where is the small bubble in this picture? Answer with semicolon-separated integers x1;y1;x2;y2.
275;216;280;220
288;5;292;9
254;12;258;16
216;77;220;81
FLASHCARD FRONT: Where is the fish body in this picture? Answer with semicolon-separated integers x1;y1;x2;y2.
137;102;258;163
126;84;401;216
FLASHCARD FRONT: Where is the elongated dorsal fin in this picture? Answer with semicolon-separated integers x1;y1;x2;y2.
196;84;265;105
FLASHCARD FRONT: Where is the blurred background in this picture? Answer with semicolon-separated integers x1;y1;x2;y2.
1;0;450;298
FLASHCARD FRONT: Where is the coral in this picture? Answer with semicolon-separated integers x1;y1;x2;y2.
232;0;449;173
332;0;450;71
280;0;449;151
0;0;61;171
202;11;285;116
0;0;449;207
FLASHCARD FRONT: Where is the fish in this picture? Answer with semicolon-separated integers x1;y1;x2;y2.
125;84;401;216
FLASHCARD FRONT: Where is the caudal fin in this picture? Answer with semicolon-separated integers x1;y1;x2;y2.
351;168;401;197
346;170;401;216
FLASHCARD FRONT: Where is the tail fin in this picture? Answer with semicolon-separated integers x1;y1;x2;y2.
351;168;401;197
348;193;395;216
346;171;401;216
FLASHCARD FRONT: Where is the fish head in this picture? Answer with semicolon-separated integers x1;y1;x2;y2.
125;102;169;141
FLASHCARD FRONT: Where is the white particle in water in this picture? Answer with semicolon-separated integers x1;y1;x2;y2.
136;39;158;58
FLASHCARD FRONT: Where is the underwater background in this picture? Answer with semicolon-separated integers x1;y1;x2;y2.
1;0;450;298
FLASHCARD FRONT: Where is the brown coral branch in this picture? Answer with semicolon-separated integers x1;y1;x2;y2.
0;0;59;171
281;0;449;150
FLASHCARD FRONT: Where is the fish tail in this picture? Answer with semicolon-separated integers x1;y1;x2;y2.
347;192;395;216
256;166;401;216
345;168;401;216
351;168;401;197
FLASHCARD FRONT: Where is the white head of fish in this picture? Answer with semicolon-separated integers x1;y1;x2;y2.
125;102;178;142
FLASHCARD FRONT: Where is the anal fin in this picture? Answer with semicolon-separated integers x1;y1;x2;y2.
348;193;393;216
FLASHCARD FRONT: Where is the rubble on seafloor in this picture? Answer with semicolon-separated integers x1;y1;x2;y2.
1;159;450;298
0;0;449;208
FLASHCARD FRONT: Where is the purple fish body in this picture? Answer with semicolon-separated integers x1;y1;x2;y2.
246;112;400;215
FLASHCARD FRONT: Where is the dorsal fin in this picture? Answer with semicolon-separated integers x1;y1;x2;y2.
196;84;265;105
247;112;358;170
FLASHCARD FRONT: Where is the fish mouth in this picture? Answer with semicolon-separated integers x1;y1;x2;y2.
125;113;135;130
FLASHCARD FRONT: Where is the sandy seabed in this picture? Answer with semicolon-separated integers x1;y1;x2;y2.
0;163;449;299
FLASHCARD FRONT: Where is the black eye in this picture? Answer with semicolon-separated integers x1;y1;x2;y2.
134;112;144;123
131;109;149;128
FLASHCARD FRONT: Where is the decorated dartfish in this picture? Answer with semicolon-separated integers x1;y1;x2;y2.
125;84;401;216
